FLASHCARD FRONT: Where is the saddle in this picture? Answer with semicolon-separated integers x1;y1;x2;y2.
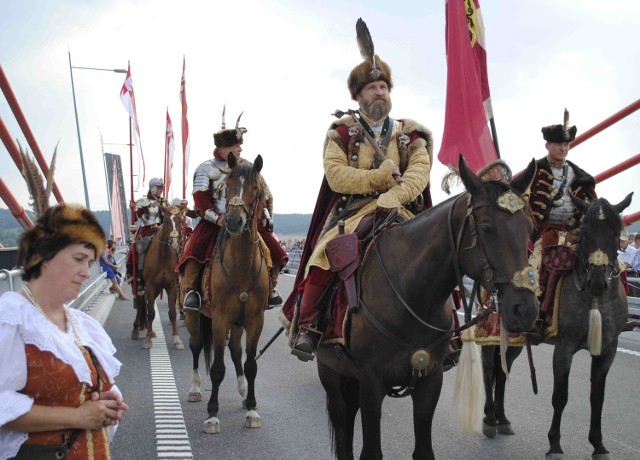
542;245;575;275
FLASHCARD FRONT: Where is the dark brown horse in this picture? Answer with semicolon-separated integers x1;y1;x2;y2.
187;155;269;434
316;156;539;460
481;193;633;460
132;201;187;349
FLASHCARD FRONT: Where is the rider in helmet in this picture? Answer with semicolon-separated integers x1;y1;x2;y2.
125;177;169;283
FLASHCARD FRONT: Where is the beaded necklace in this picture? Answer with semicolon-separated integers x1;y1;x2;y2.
22;283;83;348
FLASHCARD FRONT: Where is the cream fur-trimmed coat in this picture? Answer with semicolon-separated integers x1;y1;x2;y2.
305;115;433;274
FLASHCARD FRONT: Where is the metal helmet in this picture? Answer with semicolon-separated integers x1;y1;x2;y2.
149;177;165;188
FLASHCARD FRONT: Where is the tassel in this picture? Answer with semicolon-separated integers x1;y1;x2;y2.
499;316;509;379
588;299;602;356
453;328;485;433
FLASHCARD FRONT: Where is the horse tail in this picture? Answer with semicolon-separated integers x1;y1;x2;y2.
588;300;602;356
453;328;485;433
201;313;213;371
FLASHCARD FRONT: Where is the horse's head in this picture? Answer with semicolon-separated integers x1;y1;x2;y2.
457;155;539;332
158;200;187;251
224;154;264;235
571;192;633;297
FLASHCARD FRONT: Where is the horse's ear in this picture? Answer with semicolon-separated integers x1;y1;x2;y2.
511;158;536;196
570;194;590;215
613;192;633;214
228;153;238;169
458;154;482;194
253;155;263;173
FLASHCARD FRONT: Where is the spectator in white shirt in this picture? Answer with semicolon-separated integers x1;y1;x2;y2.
618;231;637;269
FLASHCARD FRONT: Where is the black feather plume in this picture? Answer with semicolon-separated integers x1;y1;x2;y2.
356;18;376;69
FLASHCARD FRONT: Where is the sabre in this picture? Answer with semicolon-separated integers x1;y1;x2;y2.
525;336;538;395
255;326;285;360
332;109;403;186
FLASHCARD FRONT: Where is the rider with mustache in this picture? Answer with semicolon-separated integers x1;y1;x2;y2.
282;38;444;363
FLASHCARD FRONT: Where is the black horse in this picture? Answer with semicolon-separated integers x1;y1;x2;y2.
317;156;539;460
481;193;633;460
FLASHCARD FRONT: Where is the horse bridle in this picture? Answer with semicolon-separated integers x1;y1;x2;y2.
156;208;182;253
217;185;265;304
573;242;621;293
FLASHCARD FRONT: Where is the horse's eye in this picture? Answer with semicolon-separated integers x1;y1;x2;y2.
480;223;495;235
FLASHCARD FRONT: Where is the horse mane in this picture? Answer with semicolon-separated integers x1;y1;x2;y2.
578;198;623;242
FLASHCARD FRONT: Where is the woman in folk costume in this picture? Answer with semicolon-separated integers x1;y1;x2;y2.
0;149;128;459
176;113;288;310
284;19;436;361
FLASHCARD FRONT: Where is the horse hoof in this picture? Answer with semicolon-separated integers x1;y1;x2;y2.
497;423;515;435
245;410;261;428
592;454;612;460
151;331;157;338
131;331;140;340
203;417;220;434
482;421;497;439
188;392;201;402
546;453;564;460
142;340;153;349
173;336;184;349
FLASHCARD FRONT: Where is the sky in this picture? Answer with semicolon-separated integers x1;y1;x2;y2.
1;0;639;221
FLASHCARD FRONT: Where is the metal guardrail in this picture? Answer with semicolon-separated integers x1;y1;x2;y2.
0;247;128;313
283;248;303;275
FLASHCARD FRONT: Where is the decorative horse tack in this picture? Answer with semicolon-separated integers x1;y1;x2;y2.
511;267;538;292
410;349;431;377
497;190;525;214
588;249;608;266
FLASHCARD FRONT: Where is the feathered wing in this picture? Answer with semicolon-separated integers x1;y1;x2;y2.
44;143;58;207
19;143;48;217
356;18;376;68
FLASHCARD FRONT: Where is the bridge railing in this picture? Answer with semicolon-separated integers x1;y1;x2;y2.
0;247;128;312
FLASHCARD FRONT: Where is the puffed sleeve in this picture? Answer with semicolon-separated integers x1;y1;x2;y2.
0;323;32;427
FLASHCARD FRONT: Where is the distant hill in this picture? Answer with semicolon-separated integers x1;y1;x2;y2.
0;207;311;248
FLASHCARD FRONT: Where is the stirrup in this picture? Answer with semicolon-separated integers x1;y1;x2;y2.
267;288;283;308
183;289;202;311
291;327;322;362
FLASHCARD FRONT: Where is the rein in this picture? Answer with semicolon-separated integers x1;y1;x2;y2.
155;211;182;254
217;186;265;304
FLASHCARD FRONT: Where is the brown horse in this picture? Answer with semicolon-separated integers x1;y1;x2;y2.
131;201;187;349
315;156;539;460
481;193;633;460
189;155;270;434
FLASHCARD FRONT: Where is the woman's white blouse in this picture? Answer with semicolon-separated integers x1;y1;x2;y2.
0;291;122;459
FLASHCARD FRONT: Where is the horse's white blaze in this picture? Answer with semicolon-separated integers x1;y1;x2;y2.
188;369;202;402
237;375;248;398
245;410;261;428
203;416;220;434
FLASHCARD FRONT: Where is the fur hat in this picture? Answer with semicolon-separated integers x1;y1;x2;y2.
348;19;393;100
542;108;577;143
214;128;245;148
18;204;106;274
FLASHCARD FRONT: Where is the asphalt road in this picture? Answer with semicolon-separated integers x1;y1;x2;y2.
100;275;640;460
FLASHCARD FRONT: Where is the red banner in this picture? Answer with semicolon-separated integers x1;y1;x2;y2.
438;0;498;172
120;68;146;185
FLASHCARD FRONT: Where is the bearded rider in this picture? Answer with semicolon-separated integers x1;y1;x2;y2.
281;19;461;365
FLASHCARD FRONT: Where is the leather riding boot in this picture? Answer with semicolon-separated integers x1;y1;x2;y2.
267;266;283;308
182;259;203;311
291;283;328;362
